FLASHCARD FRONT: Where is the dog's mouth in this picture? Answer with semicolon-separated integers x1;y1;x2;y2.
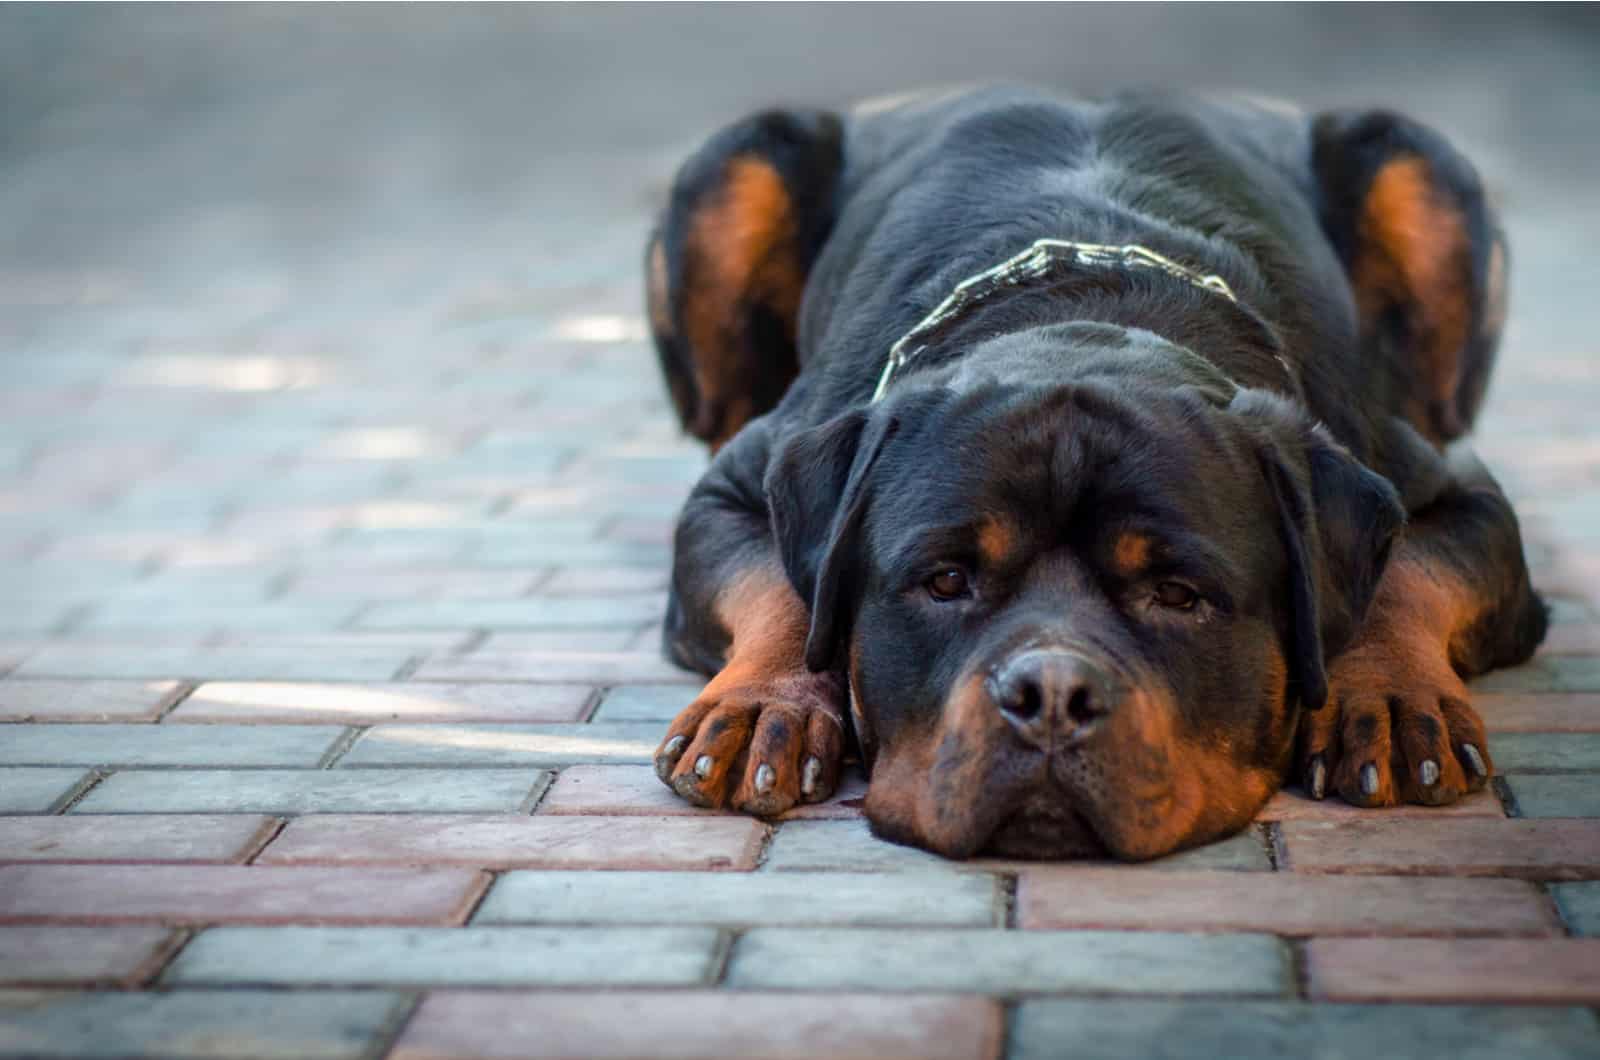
983;795;1107;859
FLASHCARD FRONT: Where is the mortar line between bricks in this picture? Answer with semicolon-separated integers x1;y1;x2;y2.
242;817;289;865
1493;775;1523;817
455;870;500;926
318;727;366;769
750;821;779;869
358;989;423;1060
1286;937;1311;1000
708;927;738;986
134;926;197;990
391;655;425;680
1001;873;1019;929
151;680;199;723
518;770;556;814
576;685;605;722
1266;821;1288;870
995;1001;1016;1060
49;769;109;814
454;629;491;655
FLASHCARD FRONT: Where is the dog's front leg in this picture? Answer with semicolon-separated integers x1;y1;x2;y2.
1299;448;1547;807
653;417;849;815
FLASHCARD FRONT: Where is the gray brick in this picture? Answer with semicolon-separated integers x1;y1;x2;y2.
1474;657;1600;693
474;870;1000;927
1010;1000;1600;1060
1494;733;1600;773
1553;883;1600;935
341;723;658;767
73;768;549;814
0;725;344;767
413;650;697;684
592;683;695;721
166;925;719;987
79;600;362;633
359;594;665;631
1506;774;1600;818
727;928;1289;995
0;989;405;1059
764;819;1269;873
0;768;89;812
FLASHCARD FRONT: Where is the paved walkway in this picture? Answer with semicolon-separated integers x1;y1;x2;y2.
3;7;1599;1058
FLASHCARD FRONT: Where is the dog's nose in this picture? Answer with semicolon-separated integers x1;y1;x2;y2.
986;650;1113;747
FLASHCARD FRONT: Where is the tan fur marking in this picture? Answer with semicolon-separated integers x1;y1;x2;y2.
683;156;805;449
646;237;673;339
1355;157;1473;437
710;562;809;681
1112;532;1152;576
977;516;1018;570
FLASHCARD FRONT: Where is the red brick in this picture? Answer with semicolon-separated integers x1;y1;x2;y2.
1017;869;1558;936
537;766;867;820
258;814;764;871
391;991;1002;1060
0;814;278;863
0;864;487;925
412;650;699;684
0;925;179;985
0;680;183;722
1308;938;1600;1003
1256;788;1504;822
1479;693;1600;732
168;681;592;724
1279;819;1600;879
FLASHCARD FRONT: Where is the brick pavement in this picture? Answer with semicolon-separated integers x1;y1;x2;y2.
5;9;1600;1058
3;304;1596;1060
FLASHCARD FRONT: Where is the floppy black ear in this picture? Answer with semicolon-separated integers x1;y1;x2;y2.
1236;392;1406;711
764;408;897;672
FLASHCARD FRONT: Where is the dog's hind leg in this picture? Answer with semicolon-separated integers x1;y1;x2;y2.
1312;110;1508;445
645;109;843;451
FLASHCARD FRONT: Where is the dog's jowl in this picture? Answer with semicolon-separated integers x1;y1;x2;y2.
645;88;1546;861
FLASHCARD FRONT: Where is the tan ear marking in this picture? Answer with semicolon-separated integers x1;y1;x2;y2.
1354;156;1473;423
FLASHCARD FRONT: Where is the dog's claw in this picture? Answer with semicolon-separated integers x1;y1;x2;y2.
694;754;713;779
1359;763;1380;797
801;756;822;798
1308;755;1326;800
1462;743;1488;779
1420;759;1440;787
655;735;687;781
754;763;774;794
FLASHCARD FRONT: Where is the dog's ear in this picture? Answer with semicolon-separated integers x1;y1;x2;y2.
1233;391;1407;711
764;407;898;672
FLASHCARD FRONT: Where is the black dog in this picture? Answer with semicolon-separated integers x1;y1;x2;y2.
644;87;1546;860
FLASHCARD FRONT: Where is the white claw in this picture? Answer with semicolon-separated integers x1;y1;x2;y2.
754;763;775;794
694;754;713;779
801;756;822;797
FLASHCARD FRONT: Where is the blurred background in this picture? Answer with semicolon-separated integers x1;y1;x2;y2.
2;4;1597;646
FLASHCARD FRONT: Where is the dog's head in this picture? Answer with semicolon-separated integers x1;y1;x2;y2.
765;324;1403;860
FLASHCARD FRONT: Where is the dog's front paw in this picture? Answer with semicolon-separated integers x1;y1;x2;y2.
1299;637;1491;808
653;669;846;816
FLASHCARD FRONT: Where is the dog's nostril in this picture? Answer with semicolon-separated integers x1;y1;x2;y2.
1066;684;1097;727
991;650;1113;742
1003;679;1043;722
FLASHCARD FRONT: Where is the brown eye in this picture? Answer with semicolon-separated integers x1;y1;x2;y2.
1154;581;1199;610
926;567;972;601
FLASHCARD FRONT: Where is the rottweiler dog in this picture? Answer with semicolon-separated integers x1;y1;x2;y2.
643;87;1547;860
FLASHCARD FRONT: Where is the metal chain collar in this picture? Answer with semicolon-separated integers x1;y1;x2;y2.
870;239;1240;403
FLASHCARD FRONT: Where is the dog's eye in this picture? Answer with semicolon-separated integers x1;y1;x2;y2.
926;567;972;601
1153;581;1199;610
